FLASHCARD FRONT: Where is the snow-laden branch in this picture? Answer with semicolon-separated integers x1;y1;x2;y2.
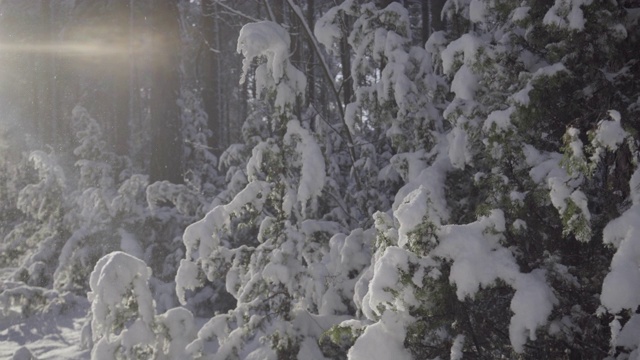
285;0;362;191
237;21;306;111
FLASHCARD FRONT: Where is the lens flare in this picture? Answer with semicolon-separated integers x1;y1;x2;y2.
0;41;130;57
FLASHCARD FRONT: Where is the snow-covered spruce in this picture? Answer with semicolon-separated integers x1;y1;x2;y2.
177;20;351;358
86;251;195;360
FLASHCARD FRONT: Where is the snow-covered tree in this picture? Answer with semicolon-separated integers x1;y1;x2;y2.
86;251;196;359
341;0;640;358
1;150;68;288
4;1;640;358
48;106;214;314
174;18;369;358
54;105;133;292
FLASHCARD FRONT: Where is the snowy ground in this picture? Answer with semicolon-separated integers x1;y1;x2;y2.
0;310;89;360
0;268;89;360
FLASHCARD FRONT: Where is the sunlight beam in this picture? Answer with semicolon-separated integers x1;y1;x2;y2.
0;42;131;57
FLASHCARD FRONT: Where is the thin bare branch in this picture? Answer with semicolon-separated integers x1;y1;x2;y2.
211;1;261;23
263;0;277;23
284;0;362;191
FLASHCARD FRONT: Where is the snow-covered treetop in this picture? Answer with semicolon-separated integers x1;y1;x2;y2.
237;21;306;111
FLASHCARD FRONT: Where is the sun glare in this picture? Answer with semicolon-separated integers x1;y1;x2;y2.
0;28;168;58
0;41;130;57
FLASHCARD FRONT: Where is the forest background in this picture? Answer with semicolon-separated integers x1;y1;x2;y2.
2;0;640;359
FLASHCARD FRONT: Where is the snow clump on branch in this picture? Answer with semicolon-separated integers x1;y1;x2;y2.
237;21;306;110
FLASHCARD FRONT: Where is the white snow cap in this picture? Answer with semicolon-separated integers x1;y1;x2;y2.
441;33;481;75
451;334;466;360
284;119;326;214
601;207;640;313
313;0;355;55
88;251;155;346
433;210;558;352
543;0;594;30
593;110;627;151
469;0;486;23
348;310;413;360
237;21;306;109
237;21;291;85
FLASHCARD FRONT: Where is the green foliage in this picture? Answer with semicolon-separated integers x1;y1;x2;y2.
269;331;300;360
320;325;362;360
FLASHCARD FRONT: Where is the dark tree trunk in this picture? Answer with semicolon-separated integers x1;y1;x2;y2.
306;0;315;108
272;0;285;24
421;0;430;43
340;14;352;106
40;0;55;147
112;0;131;156
429;0;447;34
149;0;182;183
201;0;222;153
289;3;303;118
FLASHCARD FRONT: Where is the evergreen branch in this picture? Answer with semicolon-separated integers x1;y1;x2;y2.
284;0;363;192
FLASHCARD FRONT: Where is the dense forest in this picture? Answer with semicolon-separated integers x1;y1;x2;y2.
2;0;640;359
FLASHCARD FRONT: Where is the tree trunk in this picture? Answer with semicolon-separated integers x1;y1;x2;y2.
429;0;447;34
306;0;315;108
421;0;430;43
40;0;54;147
290;3;303;118
201;0;222;153
149;0;182;183
113;0;131;156
272;0;285;24
340;14;352;106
